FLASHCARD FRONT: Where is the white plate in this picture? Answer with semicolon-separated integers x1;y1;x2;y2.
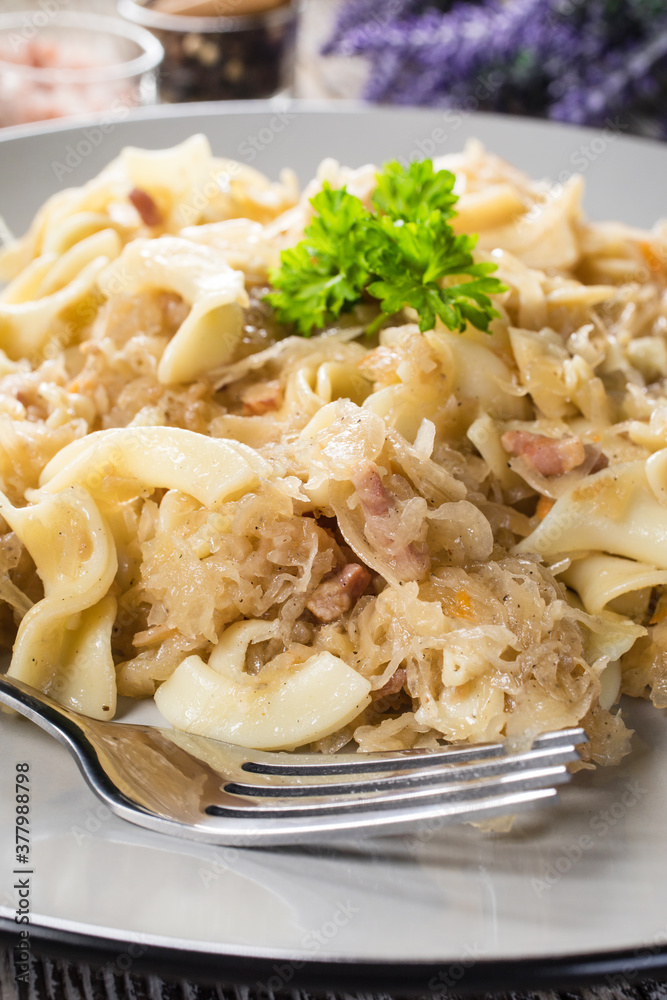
1;103;667;991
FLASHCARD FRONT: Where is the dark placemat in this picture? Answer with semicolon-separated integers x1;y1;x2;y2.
3;948;667;1000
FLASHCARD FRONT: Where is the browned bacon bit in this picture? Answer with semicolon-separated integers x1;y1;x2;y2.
306;563;372;622
372;667;407;700
352;463;392;518
129;187;163;227
240;379;284;416
501;430;586;477
351;462;431;580
590;449;609;473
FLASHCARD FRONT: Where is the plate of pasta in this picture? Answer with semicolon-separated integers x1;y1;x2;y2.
1;103;667;990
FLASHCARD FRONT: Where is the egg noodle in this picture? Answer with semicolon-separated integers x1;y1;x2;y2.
1;134;666;762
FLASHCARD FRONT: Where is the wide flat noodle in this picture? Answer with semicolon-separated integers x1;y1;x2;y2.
0;486;117;718
563;554;667;615
0;228;119;359
0;135;215;283
516;462;667;568
155;646;371;750
97;236;248;384
38;426;269;508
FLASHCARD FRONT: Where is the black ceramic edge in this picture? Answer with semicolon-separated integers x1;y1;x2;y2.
2;917;667;995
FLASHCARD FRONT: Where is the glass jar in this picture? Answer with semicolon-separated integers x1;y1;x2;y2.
0;11;163;129
117;0;298;103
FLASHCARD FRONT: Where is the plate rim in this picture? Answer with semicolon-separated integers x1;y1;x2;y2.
0;98;369;145
1;96;666;153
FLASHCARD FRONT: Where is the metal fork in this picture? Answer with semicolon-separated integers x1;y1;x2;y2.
0;674;586;846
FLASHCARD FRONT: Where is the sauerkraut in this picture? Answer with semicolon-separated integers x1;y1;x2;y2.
1;134;666;764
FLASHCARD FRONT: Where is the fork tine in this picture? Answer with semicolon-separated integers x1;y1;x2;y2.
226;743;581;797
317;786;562;834
0;674;585;845
206;762;571;818
530;727;589;749
242;727;587;776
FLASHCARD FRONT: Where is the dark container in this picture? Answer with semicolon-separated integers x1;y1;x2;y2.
118;0;298;102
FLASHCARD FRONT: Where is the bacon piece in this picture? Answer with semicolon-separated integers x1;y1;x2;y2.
351;463;430;580
352;463;392;518
240;379;283;416
129;187;163;227
590;449;609;473
373;667;407;701
306;563;371;622
501;430;586;477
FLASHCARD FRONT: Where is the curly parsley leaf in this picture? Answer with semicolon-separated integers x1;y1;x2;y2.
365;211;505;334
265;160;506;337
371;159;458;223
265;184;371;336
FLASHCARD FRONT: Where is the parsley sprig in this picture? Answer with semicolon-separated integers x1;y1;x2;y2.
265;159;507;337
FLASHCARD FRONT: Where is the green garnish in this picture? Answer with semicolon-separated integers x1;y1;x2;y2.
265;159;507;337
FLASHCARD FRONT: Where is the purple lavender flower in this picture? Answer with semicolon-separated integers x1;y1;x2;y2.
323;0;667;137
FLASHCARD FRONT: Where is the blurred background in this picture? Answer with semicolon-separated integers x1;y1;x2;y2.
1;0;667;136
